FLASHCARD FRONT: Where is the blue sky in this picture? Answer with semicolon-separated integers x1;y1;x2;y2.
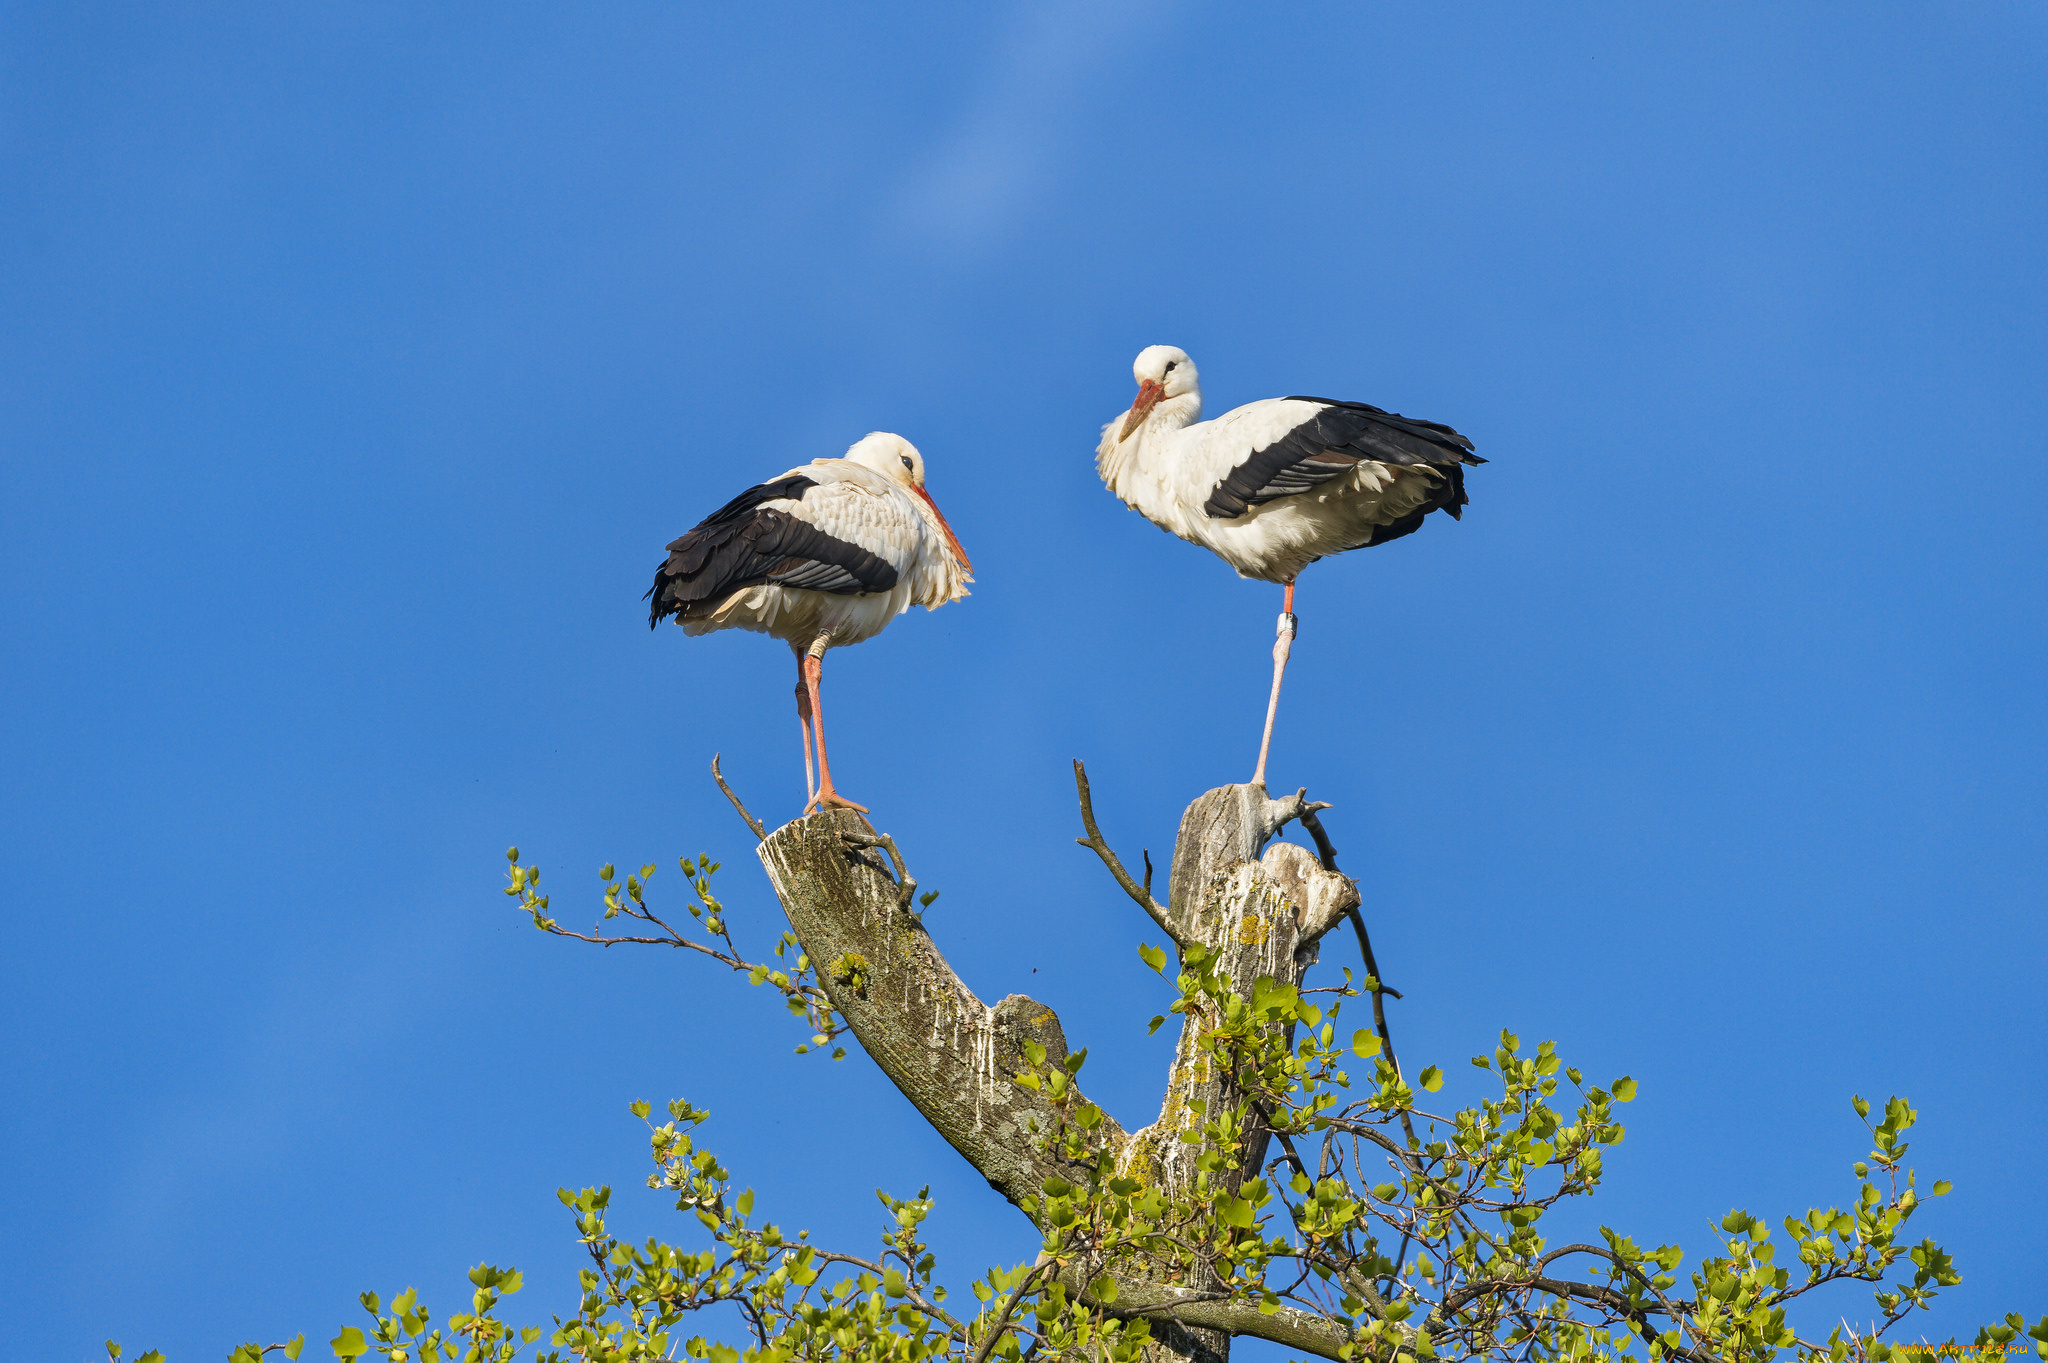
3;3;2044;1356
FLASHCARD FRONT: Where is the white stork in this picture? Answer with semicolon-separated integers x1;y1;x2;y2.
649;432;972;814
1098;345;1483;787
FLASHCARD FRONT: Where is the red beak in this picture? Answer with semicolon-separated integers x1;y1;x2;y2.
1119;378;1164;442
913;485;972;576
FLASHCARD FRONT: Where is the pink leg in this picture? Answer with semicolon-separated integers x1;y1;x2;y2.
802;650;869;815
1252;579;1297;788
795;665;817;808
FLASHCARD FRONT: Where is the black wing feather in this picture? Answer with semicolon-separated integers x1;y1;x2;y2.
1205;399;1484;521
647;475;899;628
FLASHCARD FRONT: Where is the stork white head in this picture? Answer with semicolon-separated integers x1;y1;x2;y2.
842;432;972;574
844;431;928;487
1119;345;1201;441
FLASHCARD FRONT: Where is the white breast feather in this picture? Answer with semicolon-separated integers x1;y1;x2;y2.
1096;397;1449;583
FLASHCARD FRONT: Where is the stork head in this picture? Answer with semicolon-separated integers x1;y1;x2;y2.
846;431;928;487
1119;345;1200;441
843;432;972;574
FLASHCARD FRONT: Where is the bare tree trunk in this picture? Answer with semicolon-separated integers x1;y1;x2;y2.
754;777;1360;1363
757;806;1118;1205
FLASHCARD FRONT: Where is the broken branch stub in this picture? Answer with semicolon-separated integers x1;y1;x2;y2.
1121;780;1358;1197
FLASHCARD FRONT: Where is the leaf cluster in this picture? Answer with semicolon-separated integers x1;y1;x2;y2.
503;849;847;1059
106;845;2041;1363
988;940;2029;1363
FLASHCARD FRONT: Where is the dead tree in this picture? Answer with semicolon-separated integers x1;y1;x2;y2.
751;762;1369;1363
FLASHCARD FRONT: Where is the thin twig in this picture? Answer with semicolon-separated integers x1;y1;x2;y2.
1299;803;1415;1146
1295;804;1340;872
1300;803;1399;1005
839;830;916;910
1342;909;1404;1000
1260;1108;1313;1184
711;754;766;842
968;1261;1055;1363
1072;760;1177;939
807;1250;964;1335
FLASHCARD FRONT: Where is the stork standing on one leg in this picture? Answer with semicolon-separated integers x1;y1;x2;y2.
1097;345;1483;787
649;432;972;814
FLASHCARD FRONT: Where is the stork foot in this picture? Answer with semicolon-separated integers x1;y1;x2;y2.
805;789;871;816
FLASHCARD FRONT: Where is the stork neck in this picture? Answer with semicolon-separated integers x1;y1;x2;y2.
1144;391;1201;439
1097;390;1201;506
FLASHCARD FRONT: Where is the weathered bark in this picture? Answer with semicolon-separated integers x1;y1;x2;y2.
1110;784;1359;1363
753;779;1360;1363
1140;782;1361;1188
758;807;1123;1207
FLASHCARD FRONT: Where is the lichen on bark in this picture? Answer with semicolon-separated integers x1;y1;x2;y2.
754;776;1360;1363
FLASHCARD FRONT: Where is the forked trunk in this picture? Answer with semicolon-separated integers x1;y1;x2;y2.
755;781;1360;1363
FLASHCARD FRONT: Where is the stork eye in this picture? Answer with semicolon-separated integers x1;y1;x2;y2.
1164;360;1177;372
900;455;914;471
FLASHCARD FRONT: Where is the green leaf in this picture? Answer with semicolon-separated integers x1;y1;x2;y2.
1137;942;1168;974
331;1326;369;1360
1352;1030;1382;1059
285;1334;306;1360
630;1099;651;1119
885;1268;907;1298
1611;1076;1638;1102
1418;1066;1443;1092
1089;1274;1119;1304
919;890;940;908
106;1344;121;1362
1932;1180;1953;1196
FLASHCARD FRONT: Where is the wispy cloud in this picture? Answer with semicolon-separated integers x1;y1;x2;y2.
885;0;1171;249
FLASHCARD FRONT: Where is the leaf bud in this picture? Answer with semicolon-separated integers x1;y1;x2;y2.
506;847;518;862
